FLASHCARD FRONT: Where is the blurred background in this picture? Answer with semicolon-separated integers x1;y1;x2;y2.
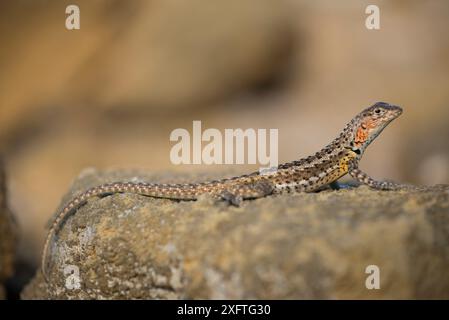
0;0;448;285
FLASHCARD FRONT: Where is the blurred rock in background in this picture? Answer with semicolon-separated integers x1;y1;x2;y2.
0;159;17;299
0;0;448;288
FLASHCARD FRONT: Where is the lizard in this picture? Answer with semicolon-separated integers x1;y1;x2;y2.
41;101;410;282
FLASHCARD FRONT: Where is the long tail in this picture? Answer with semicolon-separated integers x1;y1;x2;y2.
41;174;270;282
41;181;201;282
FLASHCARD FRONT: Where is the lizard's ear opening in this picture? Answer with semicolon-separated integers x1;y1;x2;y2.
349;141;361;155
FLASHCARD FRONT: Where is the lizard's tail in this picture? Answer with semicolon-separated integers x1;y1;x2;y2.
41;182;199;283
41;177;268;282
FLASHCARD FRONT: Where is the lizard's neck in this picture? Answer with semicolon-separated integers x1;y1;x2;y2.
329;117;366;159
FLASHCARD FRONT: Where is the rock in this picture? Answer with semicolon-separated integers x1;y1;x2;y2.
0;0;295;131
79;0;295;111
22;169;449;299
0;160;17;299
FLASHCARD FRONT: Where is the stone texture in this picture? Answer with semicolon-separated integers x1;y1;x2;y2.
22;169;449;299
0;160;17;299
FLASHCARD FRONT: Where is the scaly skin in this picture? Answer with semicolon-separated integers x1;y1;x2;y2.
42;101;409;282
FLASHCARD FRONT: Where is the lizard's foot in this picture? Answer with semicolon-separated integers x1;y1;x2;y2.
219;190;243;207
370;181;415;191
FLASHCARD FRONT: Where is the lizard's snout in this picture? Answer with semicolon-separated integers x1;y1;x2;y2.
389;104;402;116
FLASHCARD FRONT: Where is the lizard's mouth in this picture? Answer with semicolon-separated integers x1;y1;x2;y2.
389;105;403;118
394;105;403;115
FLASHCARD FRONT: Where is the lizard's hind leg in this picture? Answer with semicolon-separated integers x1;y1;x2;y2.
219;179;275;206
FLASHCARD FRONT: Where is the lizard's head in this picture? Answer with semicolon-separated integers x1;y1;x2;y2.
349;102;402;154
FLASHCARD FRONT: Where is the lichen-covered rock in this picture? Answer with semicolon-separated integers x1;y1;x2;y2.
22;169;449;299
0;160;17;299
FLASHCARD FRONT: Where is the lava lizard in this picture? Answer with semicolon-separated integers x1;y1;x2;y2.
41;101;412;282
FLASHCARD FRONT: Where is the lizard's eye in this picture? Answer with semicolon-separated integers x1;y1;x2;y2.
374;108;381;114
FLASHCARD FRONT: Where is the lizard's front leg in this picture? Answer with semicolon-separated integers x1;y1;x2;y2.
348;161;404;190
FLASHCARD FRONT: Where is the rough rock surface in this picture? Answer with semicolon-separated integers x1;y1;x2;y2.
0;161;16;299
22;169;449;299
